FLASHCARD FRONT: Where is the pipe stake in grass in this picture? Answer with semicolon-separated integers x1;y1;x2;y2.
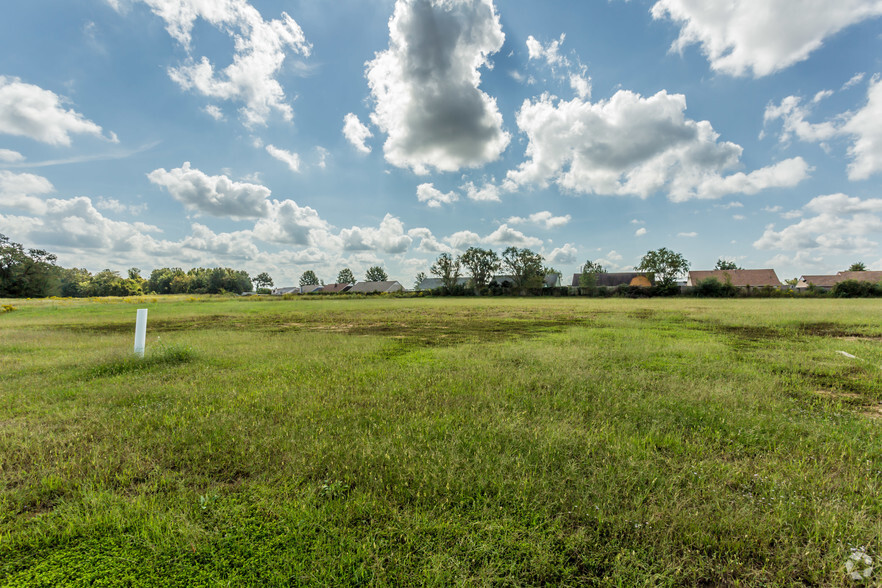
134;308;148;357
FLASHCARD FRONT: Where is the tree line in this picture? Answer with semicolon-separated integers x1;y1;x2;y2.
1;233;257;298
3;231;877;299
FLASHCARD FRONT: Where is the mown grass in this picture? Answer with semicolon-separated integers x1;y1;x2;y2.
1;295;880;586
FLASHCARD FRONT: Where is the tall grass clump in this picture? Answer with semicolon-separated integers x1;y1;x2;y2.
88;338;197;378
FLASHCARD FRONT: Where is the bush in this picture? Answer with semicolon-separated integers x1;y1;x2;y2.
832;279;882;298
694;277;737;297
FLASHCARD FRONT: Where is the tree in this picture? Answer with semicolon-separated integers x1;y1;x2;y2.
502;247;545;294
636;247;690;288
336;268;355;284
365;266;388;282
59;267;93;297
254;272;273;292
300;270;320;287
714;259;741;271
430;252;461;293
0;234;60;298
579;259;605;288
460;247;500;294
848;262;867;271
413;271;427;290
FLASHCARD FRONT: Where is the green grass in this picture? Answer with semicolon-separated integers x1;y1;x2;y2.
1;295;881;586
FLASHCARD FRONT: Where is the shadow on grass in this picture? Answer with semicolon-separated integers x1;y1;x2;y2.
88;343;197;378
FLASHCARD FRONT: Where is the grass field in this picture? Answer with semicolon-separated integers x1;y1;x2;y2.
1;295;881;586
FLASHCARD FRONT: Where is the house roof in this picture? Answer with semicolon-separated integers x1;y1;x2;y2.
837;270;882;282
415;277;470;290
271;287;299;295
797;270;882;288
570;272;652;287
300;284;322;294
320;282;353;293
797;275;840;288
349;280;404;293
687;269;782;287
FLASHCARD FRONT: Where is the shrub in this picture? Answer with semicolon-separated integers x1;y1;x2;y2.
694;277;737;297
832;279;882;298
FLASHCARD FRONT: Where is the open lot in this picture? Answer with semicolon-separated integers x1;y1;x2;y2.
1;296;881;586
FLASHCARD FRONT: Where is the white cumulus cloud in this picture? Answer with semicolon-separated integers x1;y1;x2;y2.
253;199;330;246
506;90;809;201
754;193;882;253
343;113;373;154
266;145;301;173
0;149;24;162
651;0;882;77
507;210;571;229
462;180;501;202
416;183;458;208
0;170;55;214
547;243;578;265
147;162;271;218
0;76;113;146
124;0;311;127
765;77;882;180
339;214;413;254
483;224;544;248
366;0;510;174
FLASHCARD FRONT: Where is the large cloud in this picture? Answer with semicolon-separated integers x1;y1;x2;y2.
842;77;882;180
754;193;882;253
651;0;882;77
253;199;330;246
0;171;55;213
505;90;809;202
339;214;413;254
0;76;113;146
147;162;271;218
119;0;311;127
0;196;161;252
765;77;882;180
366;0;510;174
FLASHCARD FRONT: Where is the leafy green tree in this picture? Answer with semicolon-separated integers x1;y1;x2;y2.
502;247;545;294
430;252;461;293
254;272;273;291
300;270;320;287
0;234;60;297
714;259;741;271
365;266;388;282
579;259;605;288
460;247;500;294
636;247;690;288
413;271;427;290
848;262;867;271
336;268;356;284
59;267;93;297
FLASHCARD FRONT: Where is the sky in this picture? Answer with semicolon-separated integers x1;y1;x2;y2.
1;0;881;287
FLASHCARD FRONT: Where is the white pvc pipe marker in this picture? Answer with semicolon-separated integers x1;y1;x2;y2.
134;309;148;357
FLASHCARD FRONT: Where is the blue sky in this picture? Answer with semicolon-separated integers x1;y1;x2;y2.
2;0;881;287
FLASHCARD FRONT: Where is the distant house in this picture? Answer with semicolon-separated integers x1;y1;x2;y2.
570;272;652;288
686;269;782;288
349;280;404;293
299;284;323;294
796;270;882;291
320;282;353;294
271;287;299;295
491;273;562;288
415;277;470;291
